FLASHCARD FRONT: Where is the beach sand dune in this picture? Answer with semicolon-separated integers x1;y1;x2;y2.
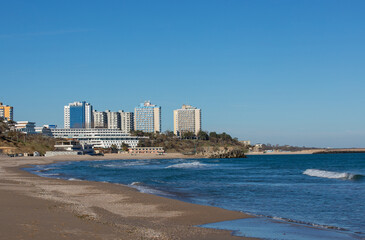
0;154;255;240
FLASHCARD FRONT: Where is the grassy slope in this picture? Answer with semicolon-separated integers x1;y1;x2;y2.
0;134;56;155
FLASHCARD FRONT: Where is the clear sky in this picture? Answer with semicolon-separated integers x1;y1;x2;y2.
1;0;364;148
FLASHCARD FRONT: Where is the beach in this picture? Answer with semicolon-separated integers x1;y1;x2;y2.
0;153;255;240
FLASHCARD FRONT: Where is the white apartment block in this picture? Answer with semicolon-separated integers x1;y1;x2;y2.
93;110;107;128
85;104;93;128
50;128;142;149
134;101;161;133
173;105;201;136
64;105;70;129
119;111;134;133
105;110;121;129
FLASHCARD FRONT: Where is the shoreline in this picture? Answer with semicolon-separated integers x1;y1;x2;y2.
247;148;365;155
0;153;256;240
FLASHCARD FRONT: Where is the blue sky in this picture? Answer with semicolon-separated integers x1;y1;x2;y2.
1;0;364;147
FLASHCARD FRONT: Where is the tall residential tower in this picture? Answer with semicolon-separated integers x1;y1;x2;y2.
134;101;161;133
105;110;121;129
119;111;134;133
93;110;107;128
0;102;13;121
173;104;201;136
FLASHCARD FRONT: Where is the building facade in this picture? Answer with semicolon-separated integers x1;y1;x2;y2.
64;101;93;129
93;110;107;128
50;128;142;149
0;102;13;121
173;105;201;136
34;125;56;136
120;111;134;133
134;101;161;133
15;121;36;134
129;147;164;154
105;110;121;129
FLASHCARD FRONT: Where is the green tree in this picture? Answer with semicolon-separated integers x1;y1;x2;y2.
164;130;174;137
110;144;118;153
209;132;218;139
0;118;8;135
197;131;209;140
181;131;195;139
121;143;129;151
130;130;146;137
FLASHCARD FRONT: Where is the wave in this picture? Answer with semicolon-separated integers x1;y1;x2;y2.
68;178;82;181
165;161;209;169
129;182;173;197
303;169;364;181
37;173;60;177
260;215;349;231
36;167;59;173
96;161;149;168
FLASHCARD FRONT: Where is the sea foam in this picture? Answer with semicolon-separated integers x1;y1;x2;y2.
165;161;209;169
129;182;173;196
303;169;363;180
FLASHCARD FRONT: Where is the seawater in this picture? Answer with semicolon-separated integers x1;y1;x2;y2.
26;154;365;239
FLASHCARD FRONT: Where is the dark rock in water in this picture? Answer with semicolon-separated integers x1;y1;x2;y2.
208;149;247;159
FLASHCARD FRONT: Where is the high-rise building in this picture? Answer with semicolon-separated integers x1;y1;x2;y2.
85;104;93;128
93;110;107;128
173;104;201;136
0;102;13;121
119;111;134;133
105;110;121;129
134;101;161;133
64;101;93;129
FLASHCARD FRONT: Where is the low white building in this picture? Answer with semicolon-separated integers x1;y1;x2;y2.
45;139;94;157
50;128;142;149
15;121;36;134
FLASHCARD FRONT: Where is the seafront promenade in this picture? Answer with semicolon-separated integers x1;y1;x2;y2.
0;154;255;240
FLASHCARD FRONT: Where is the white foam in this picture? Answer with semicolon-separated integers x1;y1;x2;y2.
303;169;362;180
165;161;209;169
128;182;173;196
100;161;149;168
38;173;60;177
68;178;82;181
131;181;143;186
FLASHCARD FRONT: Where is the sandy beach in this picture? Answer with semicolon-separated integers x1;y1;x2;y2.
0;153;256;240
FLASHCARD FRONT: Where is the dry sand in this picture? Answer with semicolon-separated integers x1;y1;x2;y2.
0;153;256;240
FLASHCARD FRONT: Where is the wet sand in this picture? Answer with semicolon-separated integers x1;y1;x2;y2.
0;153;256;240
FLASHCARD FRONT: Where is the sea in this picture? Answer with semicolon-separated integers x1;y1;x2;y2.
26;153;365;240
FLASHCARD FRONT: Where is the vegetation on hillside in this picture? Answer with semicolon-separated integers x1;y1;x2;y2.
0;118;56;155
131;130;248;155
260;143;319;152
